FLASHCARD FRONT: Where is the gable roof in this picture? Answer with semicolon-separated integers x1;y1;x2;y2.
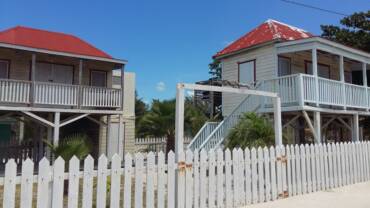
214;19;313;58
0;26;114;60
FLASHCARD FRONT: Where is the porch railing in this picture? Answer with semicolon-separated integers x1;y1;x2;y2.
261;73;370;110
81;86;121;108
0;79;31;104
0;79;122;109
34;82;79;106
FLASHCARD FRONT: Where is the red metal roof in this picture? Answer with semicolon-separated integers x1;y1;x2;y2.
0;26;112;59
214;19;313;58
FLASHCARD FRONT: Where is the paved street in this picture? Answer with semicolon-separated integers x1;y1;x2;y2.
246;182;370;208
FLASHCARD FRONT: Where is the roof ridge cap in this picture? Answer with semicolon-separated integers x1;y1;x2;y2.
266;19;308;33
265;19;281;39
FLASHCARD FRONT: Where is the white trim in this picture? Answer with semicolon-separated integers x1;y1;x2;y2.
53;112;60;146
0;106;123;115
21;111;54;127
180;83;278;98
302;111;317;139
86;116;107;127
59;113;89;127
0;43;127;65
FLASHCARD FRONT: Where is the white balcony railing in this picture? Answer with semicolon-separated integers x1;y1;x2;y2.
0;79;122;109
261;74;370;110
34;82;79;106
81;86;121;108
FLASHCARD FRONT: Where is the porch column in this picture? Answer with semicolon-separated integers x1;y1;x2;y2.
362;62;368;109
314;111;321;143
78;60;83;85
46;113;53;159
312;48;319;106
53;112;60;146
273;97;283;146
120;65;125;111
78;60;83;108
353;113;359;141
118;114;124;158
339;55;346;109
30;54;36;105
106;115;111;156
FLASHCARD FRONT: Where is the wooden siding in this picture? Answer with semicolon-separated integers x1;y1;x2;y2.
221;45;277;116
0;47;115;87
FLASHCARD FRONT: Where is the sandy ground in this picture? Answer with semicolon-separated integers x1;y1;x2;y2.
245;182;370;208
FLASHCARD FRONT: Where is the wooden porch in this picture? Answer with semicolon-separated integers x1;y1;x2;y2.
0;78;122;109
261;73;370;111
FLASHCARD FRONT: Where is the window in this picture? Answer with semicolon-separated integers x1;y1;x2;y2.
0;60;9;79
112;76;121;86
344;71;352;83
35;62;74;84
91;70;107;87
305;62;330;79
238;60;255;84
278;56;291;76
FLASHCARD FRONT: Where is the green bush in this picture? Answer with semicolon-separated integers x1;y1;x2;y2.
225;112;274;149
44;133;92;161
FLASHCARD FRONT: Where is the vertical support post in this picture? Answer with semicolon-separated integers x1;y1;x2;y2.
78;60;83;108
362;62;368;109
339;55;346;109
106;115;111;156
118;114;124;158
297;74;304;107
19;118;24;142
120;65;125;111
273;97;282;146
30;54;36;105
175;83;185;156
314;111;321;143
53;112;60;146
46;113;53;159
312;48;319;106
353;113;359;141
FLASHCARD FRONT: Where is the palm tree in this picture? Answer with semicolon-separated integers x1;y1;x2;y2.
137;99;176;153
44;133;92;161
225;112;274;149
137;98;208;153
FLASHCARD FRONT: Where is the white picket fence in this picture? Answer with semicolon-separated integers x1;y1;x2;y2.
135;137;192;152
1;141;370;208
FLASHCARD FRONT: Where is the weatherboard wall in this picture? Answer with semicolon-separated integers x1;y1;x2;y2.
221;44;277;116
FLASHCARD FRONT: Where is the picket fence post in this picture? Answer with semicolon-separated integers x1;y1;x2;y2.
157;152;165;208
20;158;34;208
2;141;370;208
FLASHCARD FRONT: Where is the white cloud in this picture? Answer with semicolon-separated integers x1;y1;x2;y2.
156;81;166;92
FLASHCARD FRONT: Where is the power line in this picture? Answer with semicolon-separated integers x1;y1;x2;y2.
280;0;349;17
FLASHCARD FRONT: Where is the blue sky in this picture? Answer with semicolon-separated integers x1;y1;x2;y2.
0;0;368;103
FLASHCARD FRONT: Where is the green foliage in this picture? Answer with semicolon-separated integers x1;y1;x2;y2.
137;99;176;152
135;91;148;136
225;112;274;149
209;59;222;80
184;98;208;137
137;98;208;152
321;10;370;52
44;134;92;161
